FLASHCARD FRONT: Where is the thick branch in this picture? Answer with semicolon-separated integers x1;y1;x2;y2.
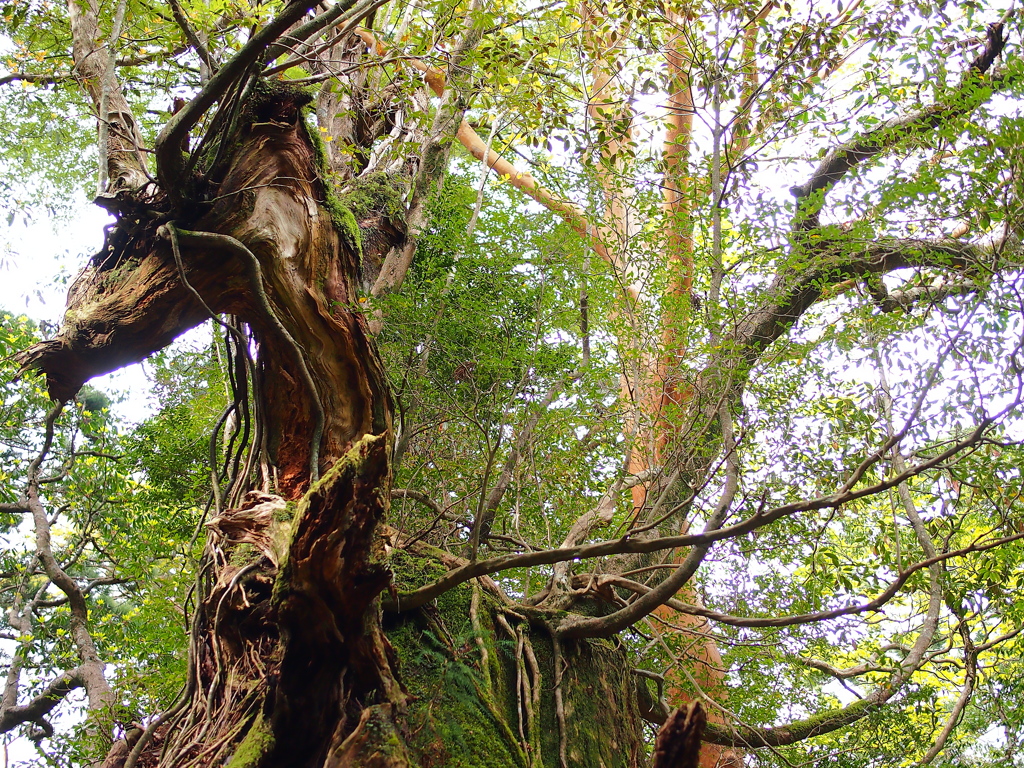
0;72;67;87
22;406;111;713
66;0;149;197
155;0;326;191
0;669;84;734
577;535;1004;628
789;23;1006;224
701;697;878;748
734;237;985;360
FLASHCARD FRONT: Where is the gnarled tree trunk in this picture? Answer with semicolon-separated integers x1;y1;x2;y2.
20;73;670;768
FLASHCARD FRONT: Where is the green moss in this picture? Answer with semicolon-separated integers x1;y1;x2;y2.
337;171;406;220
390;620;527;768
333;204;362;255
561;640;643;766
229;541;258;567
384;552;519;767
325;704;412;766
225;713;274;768
787;697;875;740
274;434;386;597
388;549;450;590
301;113;363;259
386;551;645;767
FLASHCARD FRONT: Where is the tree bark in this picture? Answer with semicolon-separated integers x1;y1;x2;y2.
18;78;658;767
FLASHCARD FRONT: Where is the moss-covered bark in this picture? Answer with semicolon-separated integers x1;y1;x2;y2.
384;551;648;768
24;82;655;768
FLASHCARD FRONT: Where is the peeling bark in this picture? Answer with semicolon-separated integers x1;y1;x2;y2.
21;81;406;766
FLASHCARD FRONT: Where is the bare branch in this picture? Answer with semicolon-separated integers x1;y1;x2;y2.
793;657;885;680
0;668;84;734
385;417;996;613
35;577;131;609
571;531;1016;628
0;73;67;87
469;377;570;558
915;621;976;766
369;0;489;301
392;488;446;518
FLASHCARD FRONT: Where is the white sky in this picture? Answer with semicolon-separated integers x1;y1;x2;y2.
0;201;159;423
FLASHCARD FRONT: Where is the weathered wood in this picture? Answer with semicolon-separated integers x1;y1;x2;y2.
652;703;706;768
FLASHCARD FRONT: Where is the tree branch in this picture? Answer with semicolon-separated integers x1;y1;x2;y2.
384;418;997;612
369;0;488;302
469;377;570;558
34;577;130;608
789;23;1006;227
354;29;632;292
66;0;149;198
572;531;1016;628
155;0;328;193
266;0;388;61
0;72;67;87
873;279;980;313
0;668;84;734
167;0;216;78
392;488;447;518
556;406;737;639
21;404;111;714
697;353;959;750
734;237;985;361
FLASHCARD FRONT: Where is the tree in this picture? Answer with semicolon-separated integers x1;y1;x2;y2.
2;0;1024;765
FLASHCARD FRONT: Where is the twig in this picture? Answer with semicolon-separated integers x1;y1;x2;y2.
167;0;216;78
